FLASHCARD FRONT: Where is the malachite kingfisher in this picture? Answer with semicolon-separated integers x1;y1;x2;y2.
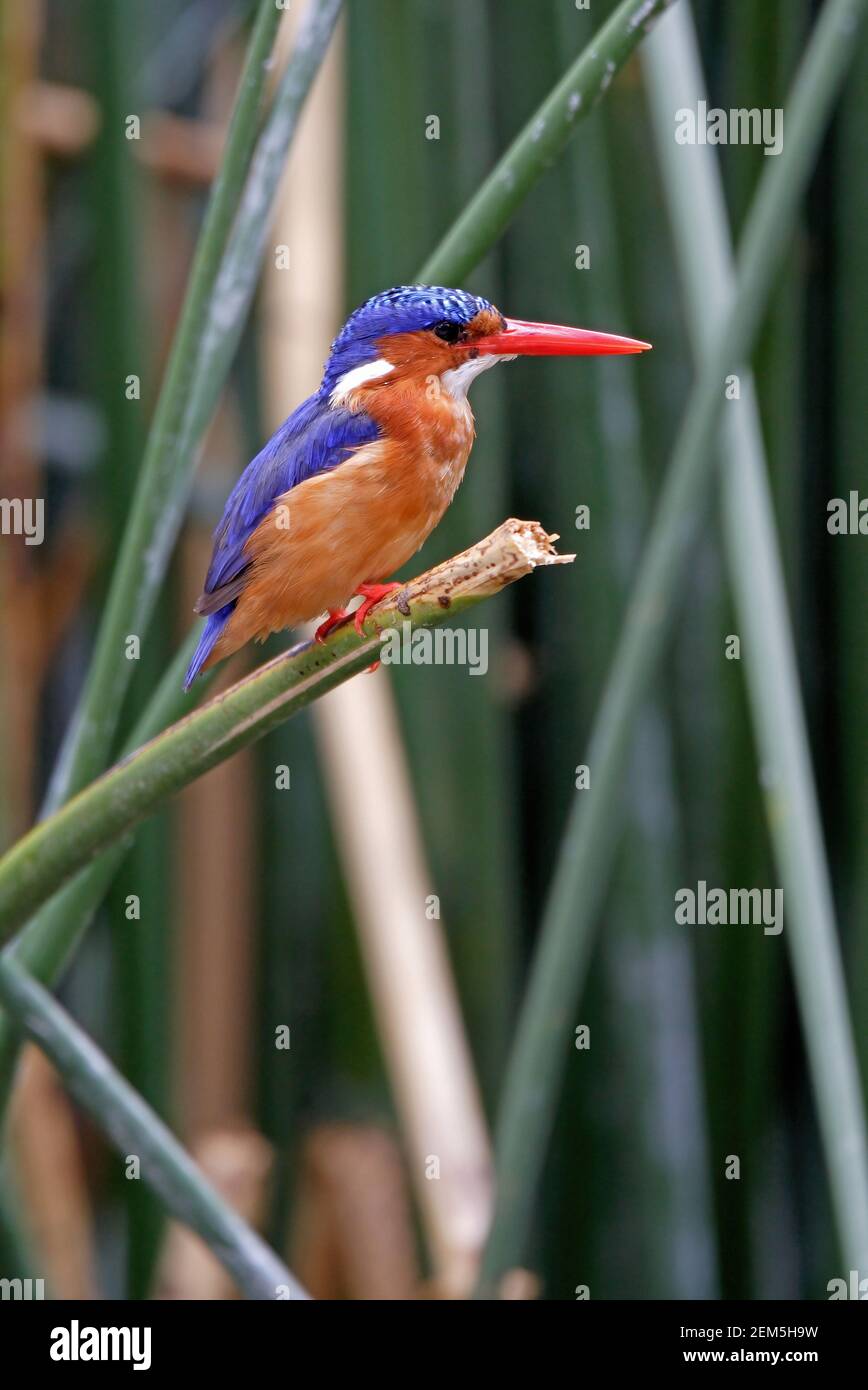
184;285;650;689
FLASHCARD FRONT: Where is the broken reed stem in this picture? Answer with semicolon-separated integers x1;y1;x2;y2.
0;521;572;942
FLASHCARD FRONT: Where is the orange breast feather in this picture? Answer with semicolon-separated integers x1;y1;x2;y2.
206;386;475;666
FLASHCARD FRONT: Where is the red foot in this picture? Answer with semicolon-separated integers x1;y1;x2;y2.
352;582;402;637
314;607;351;643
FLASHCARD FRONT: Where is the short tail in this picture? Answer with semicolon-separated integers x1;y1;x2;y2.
184;609;232;690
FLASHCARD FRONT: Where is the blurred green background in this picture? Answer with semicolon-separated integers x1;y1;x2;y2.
0;0;865;1300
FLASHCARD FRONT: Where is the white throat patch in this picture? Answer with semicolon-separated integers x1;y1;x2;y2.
330;357;394;406
440;353;511;400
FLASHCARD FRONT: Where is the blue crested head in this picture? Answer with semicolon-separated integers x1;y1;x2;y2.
321;285;497;391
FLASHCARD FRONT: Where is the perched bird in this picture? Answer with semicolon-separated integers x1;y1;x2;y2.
185;284;649;688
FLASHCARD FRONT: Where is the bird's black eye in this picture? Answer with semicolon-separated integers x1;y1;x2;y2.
432;320;463;344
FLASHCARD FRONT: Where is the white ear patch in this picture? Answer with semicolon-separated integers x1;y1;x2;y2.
440;353;510;400
330;357;394;405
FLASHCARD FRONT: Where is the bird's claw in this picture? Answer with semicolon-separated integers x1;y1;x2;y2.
352;582;402;637
314;608;351;644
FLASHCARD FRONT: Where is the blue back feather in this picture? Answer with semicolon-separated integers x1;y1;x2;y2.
203;396;380;596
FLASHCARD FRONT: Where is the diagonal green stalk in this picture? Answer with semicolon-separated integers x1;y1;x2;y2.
476;0;867;1294
44;0;343;816
44;0;281;811
643;1;868;1274
0;637;209;1103
554;28;717;1284
419;0;675;284
0;523;568;941
0;0;342;1095
0;954;308;1300
0;0;343;1103
2;633;380;942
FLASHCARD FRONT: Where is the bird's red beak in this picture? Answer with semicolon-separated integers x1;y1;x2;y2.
471;317;651;356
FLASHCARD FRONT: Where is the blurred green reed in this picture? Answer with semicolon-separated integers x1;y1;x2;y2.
836;3;868;1142
0;954;307;1300
646;0;868;1283
89;0;169;1298
0;0;343;1115
476;0;868;1296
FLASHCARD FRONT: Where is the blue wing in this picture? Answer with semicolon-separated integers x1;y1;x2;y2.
184;392;380;688
200;393;381;603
